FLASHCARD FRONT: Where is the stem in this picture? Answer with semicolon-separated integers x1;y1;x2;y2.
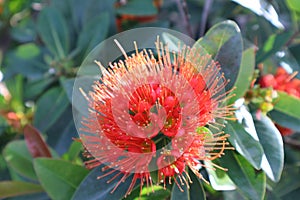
199;0;214;37
176;0;193;38
284;136;300;150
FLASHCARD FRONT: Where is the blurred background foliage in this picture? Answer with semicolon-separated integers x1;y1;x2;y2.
0;0;300;199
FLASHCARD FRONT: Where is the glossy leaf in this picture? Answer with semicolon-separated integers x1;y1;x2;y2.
194;20;243;90
232;0;284;28
228;47;255;104
219;151;266;200
224;121;263;169
72;166;135;200
273;91;300;120
252;112;284;182
116;0;157;16
33;158;89;200
0;181;44;199
205;161;236;191
24;124;52;158
171;171;206;200
256;31;294;64
37;7;70;58
33;87;69;132
3;141;37;180
269;110;300;131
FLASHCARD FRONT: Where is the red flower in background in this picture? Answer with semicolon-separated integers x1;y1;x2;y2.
259;67;300;98
259;67;300;136
79;39;234;197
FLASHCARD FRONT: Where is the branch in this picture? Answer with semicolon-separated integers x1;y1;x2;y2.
284;136;300;150
199;0;214;37
176;0;193;38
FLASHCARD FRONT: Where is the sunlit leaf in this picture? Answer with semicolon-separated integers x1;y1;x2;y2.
205;160;236;191
273;91;300;120
252;112;284;182
232;0;284;28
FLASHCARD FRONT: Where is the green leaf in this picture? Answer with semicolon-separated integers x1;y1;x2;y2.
77;13;110;58
72;165;135;200
270;166;300;197
232;0;283;28
171;171;206;200
194;20;243;90
256;31;294;64
252;112;284;182
60;78;75;103
33;158;89;200
219;151;266;200
4;43;48;80
269;110;300;131
3;140;37;180
33;87;69;132
24;77;55;100
228;47;255;104
37;7;70;59
63;140;83;162
124;185;171;200
286;0;300;12
273;91;300;120
116;0;157;16
70;0;115;33
205;160;236;191
225;121;263;169
0;181;44;199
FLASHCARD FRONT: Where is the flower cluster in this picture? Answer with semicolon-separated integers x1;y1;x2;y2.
259;67;300;135
259;67;300;98
79;39;234;197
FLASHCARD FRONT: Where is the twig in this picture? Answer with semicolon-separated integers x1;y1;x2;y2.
199;0;214;37
176;0;193;38
284;136;300;150
285;30;300;47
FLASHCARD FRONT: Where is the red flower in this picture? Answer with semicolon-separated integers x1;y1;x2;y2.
259;67;300;98
79;39;234;197
259;67;299;135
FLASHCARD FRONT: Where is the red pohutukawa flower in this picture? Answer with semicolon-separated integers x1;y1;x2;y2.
79;38;234;197
259;67;300;136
